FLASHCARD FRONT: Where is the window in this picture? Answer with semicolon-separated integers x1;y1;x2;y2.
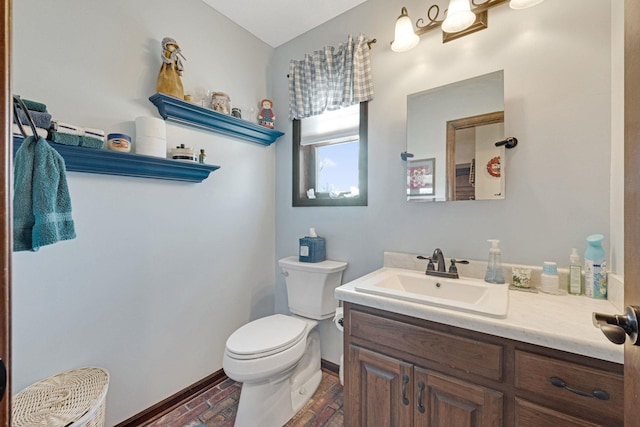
292;102;368;206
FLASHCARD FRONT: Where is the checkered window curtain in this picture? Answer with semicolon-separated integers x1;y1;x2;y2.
288;33;374;120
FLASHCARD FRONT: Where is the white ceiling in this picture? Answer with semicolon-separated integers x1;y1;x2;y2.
201;0;369;48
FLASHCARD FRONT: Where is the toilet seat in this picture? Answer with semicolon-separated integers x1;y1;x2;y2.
225;314;307;360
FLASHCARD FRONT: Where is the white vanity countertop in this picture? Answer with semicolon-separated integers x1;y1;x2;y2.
335;267;624;364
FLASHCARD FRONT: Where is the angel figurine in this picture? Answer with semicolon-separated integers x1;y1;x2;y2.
156;37;186;99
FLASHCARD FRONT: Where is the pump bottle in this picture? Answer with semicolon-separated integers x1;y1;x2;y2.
484;239;505;284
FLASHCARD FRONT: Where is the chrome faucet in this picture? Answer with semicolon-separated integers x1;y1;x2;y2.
431;248;446;273
417;249;469;279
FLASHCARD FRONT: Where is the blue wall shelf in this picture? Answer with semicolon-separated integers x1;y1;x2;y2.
13;136;220;183
149;93;284;146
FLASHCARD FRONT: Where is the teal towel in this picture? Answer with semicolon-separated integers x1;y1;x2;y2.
22;98;47;113
51;132;80;146
79;135;104;149
13;136;76;252
13;138;35;250
16;110;51;129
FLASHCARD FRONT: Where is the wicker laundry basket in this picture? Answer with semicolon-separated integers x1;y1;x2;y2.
12;367;109;427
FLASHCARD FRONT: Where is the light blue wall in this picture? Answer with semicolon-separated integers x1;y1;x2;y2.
273;0;615;363
12;1;276;424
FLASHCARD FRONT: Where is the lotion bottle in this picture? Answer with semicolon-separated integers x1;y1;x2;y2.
484;239;505;284
568;248;582;295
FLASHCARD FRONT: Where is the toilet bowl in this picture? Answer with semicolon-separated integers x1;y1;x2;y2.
223;256;347;427
223;315;321;427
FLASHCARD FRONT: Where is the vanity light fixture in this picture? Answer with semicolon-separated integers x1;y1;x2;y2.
390;0;544;52
391;7;421;52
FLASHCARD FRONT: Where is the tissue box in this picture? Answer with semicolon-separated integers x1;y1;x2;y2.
299;237;326;263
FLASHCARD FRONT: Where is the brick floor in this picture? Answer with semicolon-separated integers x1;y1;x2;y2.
284;372;343;427
143;370;343;427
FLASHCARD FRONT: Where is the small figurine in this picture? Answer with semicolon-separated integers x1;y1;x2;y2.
156;37;186;99
258;99;275;128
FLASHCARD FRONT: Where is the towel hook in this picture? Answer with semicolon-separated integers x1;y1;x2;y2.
13;95;39;139
494;136;518;149
401;152;414;161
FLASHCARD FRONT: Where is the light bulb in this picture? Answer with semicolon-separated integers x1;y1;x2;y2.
441;0;476;34
510;0;544;9
391;7;420;52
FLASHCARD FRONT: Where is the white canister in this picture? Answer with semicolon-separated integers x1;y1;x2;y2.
135;116;166;139
136;135;167;158
539;261;560;294
135;116;167;157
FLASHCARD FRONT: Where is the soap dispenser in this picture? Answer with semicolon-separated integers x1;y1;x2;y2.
484;239;505;284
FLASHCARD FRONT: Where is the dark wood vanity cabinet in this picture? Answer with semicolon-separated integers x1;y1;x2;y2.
348;345;502;426
343;303;623;427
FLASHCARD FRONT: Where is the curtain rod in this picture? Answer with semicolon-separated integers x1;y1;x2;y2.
286;38;377;78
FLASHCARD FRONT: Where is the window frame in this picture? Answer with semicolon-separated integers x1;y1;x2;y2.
292;101;368;207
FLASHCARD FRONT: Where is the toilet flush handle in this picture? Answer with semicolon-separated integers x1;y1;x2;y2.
282;270;289;277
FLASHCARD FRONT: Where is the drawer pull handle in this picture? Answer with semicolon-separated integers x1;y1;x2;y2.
417;381;425;413
402;374;410;405
549;376;610;400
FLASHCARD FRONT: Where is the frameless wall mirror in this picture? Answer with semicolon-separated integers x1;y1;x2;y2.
406;70;505;202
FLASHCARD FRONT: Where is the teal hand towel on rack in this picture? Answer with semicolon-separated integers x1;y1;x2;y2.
13;94;76;251
13;135;76;252
13;136;35;251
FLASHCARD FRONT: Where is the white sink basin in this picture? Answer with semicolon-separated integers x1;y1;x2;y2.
353;268;509;318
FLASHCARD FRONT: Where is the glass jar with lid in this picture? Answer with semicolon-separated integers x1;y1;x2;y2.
211;92;231;115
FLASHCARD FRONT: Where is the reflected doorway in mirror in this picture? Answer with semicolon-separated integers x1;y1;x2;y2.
447;111;505;201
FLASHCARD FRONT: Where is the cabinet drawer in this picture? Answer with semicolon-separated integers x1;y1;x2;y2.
349;309;503;381
515;398;603;427
514;350;623;423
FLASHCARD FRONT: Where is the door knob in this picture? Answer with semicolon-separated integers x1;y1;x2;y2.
593;305;640;345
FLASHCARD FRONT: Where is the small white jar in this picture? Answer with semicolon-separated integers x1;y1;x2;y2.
539;261;560;294
107;133;131;152
170;144;196;162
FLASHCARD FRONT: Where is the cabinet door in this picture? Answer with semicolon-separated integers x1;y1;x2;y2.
346;345;413;427
416;367;503;427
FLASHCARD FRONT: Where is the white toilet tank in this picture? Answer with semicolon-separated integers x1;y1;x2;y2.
278;256;347;320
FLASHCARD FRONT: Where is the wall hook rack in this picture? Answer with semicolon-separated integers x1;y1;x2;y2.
400;151;414;161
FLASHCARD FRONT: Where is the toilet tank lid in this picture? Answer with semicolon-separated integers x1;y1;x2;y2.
226;314;307;356
278;256;347;273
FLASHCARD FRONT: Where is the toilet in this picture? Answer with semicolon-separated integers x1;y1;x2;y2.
223;256;347;427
